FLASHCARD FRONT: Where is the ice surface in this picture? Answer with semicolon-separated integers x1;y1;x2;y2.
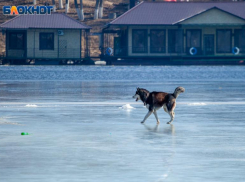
0;66;245;182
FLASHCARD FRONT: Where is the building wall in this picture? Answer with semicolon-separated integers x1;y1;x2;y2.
27;29;81;59
127;26;245;57
7;49;25;58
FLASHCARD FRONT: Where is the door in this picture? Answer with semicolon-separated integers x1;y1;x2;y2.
114;37;121;56
59;40;67;58
204;35;214;55
7;31;27;58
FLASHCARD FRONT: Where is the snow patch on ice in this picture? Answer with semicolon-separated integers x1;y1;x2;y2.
119;104;135;110
0;121;22;125
25;104;38;107
188;102;207;106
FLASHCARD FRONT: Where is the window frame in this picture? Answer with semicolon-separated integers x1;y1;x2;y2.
150;29;166;53
216;29;232;54
132;29;148;53
186;29;202;48
168;29;183;54
39;32;55;50
234;29;245;53
8;32;25;50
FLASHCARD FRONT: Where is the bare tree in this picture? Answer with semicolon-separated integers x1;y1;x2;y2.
94;0;99;19
33;0;36;5
80;0;84;21
130;0;135;9
52;0;56;12
74;0;81;19
59;0;63;9
65;0;69;13
98;0;104;18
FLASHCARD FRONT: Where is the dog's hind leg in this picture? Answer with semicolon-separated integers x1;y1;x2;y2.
153;111;160;125
163;105;168;113
141;111;153;124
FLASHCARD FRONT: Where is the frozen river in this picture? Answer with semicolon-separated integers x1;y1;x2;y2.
0;66;245;182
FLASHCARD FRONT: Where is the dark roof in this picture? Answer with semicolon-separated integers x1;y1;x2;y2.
0;13;91;29
109;2;245;26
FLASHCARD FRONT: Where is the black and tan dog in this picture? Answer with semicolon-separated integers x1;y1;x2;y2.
133;87;185;124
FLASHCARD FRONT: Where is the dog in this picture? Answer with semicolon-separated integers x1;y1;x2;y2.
133;87;185;124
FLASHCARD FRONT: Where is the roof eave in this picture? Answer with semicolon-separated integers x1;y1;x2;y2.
0;27;28;30
108;1;145;26
0;14;92;30
0;27;91;30
108;24;175;26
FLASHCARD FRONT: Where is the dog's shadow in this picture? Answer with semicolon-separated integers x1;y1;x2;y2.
143;123;175;135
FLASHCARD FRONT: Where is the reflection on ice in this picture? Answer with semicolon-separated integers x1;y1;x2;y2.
143;124;175;135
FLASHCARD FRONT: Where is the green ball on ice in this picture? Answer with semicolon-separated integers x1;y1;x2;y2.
21;132;29;135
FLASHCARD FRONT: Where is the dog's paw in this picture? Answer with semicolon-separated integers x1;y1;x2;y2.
141;121;145;124
167;121;171;124
157;121;160;125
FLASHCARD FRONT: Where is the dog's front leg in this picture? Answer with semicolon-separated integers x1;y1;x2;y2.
167;111;175;124
153;111;160;125
166;101;176;124
141;111;153;124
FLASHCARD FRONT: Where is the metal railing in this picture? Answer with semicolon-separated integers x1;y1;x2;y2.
1;47;245;60
100;46;245;57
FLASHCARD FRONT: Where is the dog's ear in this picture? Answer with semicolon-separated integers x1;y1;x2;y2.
137;87;139;90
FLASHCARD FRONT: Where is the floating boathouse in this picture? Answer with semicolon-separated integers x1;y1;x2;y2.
0;13;91;65
102;1;245;65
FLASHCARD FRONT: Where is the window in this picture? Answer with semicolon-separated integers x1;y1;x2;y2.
216;29;232;53
234;29;245;53
39;33;54;50
186;30;201;49
9;32;25;49
150;30;166;53
132;29;147;53
168;29;183;53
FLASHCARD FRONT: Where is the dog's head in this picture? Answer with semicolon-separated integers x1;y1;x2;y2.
174;87;185;96
133;87;149;102
133;87;141;102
